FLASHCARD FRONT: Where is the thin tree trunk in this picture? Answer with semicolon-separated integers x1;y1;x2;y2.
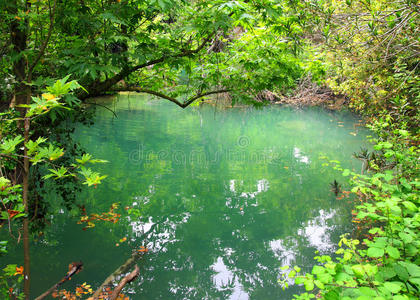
23;117;31;299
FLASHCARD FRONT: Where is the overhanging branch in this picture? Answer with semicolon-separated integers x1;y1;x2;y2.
80;32;216;99
113;87;231;108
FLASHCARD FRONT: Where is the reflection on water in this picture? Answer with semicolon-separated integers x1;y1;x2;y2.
3;94;370;299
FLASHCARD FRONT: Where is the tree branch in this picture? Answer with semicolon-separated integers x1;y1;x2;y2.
28;0;57;76
92;250;146;299
129;33;215;73
109;265;140;300
80;32;216;100
35;262;83;300
112;87;231;108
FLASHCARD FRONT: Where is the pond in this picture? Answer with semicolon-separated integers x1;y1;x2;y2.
7;94;371;299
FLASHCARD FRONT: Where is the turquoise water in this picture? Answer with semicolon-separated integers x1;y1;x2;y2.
5;94;371;299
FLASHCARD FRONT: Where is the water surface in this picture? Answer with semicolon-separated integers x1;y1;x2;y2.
7;94;371;299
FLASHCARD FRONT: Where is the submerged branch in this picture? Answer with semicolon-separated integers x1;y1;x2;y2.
35;262;83;300
92;250;146;299
109;265;140;300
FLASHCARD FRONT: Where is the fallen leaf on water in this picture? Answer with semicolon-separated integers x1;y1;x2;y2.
349;132;357;136
138;246;148;253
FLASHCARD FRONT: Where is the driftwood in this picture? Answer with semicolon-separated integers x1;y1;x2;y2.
109;265;140;300
35;262;83;300
92;250;145;299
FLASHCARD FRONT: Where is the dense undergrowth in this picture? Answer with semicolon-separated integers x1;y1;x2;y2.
280;117;419;299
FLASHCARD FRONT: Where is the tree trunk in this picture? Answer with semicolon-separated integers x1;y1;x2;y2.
23;117;31;300
9;2;32;297
9;0;30;111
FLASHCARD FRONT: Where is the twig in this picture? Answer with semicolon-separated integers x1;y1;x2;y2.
28;0;57;76
85;102;118;118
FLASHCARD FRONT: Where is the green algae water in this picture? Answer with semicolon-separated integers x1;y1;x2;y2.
5;94;371;299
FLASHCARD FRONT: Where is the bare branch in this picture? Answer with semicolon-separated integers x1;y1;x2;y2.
112;87;231;108
85;102;118;118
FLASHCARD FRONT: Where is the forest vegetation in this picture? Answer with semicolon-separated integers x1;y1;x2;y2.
0;0;418;299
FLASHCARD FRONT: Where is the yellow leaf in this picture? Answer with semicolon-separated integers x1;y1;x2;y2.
42;93;56;101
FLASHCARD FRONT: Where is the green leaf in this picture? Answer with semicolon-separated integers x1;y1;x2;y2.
314;279;324;289
408;277;420;289
398;232;413;243
402;201;416;212
378;267;396;280
383;281;401;293
343;252;352;261
385;246;400;259
312;265;325;274
1;136;24;154
358;287;376;296
367;247;384;258
304;280;314;291
399;261;420;277
352;265;366;278
342;169;350;176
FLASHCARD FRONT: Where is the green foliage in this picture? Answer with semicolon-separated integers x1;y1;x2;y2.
0;177;24;221
0;264;24;300
0;136;24;154
287;118;419;299
305;0;419;129
0;77;107;297
1;0;310;106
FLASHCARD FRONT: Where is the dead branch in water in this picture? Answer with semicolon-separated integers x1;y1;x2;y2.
92;249;146;299
109;265;140;300
35;262;83;300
